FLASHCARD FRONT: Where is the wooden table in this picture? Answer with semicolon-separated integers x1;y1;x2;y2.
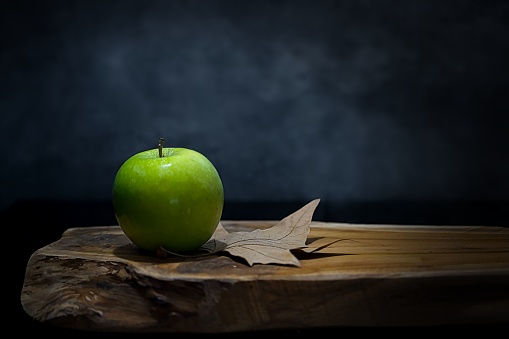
21;221;509;333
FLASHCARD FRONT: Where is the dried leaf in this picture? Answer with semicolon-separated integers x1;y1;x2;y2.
200;199;323;267
199;223;229;253
300;237;343;253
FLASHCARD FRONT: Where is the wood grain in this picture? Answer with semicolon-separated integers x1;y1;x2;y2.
21;221;509;332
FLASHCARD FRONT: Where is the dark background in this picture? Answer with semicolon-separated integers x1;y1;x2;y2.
2;0;508;335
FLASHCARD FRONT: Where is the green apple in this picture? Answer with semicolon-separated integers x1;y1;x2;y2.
112;138;224;254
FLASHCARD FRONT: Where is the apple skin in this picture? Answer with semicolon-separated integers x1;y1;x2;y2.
112;147;224;254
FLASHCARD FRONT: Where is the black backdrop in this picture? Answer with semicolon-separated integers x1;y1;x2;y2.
2;0;509;335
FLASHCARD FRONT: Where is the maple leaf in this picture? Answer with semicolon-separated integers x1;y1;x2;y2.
200;199;323;267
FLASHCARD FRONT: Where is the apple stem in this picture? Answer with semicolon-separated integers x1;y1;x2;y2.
158;137;164;158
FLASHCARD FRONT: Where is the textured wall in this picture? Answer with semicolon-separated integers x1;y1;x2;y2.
1;0;509;211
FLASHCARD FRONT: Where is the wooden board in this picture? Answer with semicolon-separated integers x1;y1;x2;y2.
21;221;509;333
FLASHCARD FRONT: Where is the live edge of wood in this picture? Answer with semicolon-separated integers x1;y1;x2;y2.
21;221;509;333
